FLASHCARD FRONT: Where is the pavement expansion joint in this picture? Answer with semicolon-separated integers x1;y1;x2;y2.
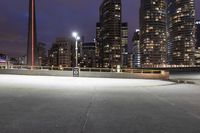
80;89;97;133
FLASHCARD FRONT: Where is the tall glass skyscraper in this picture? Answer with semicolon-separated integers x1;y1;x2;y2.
121;23;128;68
195;20;200;65
140;0;167;68
196;20;200;48
132;29;141;68
167;0;196;66
98;0;122;68
27;0;37;66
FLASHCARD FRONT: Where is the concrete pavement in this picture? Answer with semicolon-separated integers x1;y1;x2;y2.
0;75;200;133
170;73;200;85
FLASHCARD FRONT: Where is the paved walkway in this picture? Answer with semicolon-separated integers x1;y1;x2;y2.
170;73;200;85
0;75;200;133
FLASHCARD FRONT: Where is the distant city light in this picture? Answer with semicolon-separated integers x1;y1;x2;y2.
196;21;200;25
0;59;6;63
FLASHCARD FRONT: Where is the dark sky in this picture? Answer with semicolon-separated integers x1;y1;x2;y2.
0;0;200;56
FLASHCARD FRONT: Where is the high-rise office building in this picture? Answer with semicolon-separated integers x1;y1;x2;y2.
96;0;128;68
140;0;167;68
196;20;200;48
27;0;38;66
95;23;102;68
127;53;133;68
195;47;200;65
132;29;141;68
37;42;47;66
121;23;128;68
167;0;196;66
195;20;200;65
97;0;122;68
48;38;74;68
80;42;96;68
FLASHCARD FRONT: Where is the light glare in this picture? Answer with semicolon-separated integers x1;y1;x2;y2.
72;32;78;38
77;36;80;40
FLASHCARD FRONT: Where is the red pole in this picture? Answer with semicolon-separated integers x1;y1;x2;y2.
31;0;35;69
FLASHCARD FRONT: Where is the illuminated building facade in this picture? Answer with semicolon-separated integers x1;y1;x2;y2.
98;0;122;68
95;23;102;68
48;38;74;68
195;47;200;65
80;42;96;68
121;23;128;68
196;20;200;48
27;0;38;66
127;53;133;68
195;20;200;65
132;29;141;68
167;0;196;66
37;42;47;66
0;53;12;69
0;53;6;63
140;0;167;68
17;56;27;65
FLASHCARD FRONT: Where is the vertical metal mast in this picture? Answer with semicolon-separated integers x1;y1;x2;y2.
27;0;37;68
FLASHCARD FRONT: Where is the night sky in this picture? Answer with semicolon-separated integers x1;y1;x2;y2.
0;0;200;56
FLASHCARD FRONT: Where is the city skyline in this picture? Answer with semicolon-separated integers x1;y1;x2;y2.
1;1;200;132
0;0;200;57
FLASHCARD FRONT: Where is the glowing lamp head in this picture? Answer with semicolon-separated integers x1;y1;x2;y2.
72;31;80;41
72;32;78;38
77;36;80;40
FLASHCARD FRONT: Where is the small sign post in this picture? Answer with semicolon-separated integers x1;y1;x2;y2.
73;67;80;77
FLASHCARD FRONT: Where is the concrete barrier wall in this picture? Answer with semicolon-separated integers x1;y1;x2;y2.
140;67;200;73
0;69;169;80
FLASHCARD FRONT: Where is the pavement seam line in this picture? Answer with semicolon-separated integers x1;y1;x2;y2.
80;88;96;133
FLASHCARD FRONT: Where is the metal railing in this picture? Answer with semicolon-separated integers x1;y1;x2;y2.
0;65;164;74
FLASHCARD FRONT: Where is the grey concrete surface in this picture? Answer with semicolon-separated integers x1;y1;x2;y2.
170;73;200;85
0;75;200;133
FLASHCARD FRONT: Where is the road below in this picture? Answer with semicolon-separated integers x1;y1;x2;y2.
0;74;200;133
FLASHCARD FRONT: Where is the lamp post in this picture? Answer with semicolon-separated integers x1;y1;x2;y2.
72;32;80;67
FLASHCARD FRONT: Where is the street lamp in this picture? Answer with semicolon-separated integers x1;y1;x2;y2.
72;32;80;67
